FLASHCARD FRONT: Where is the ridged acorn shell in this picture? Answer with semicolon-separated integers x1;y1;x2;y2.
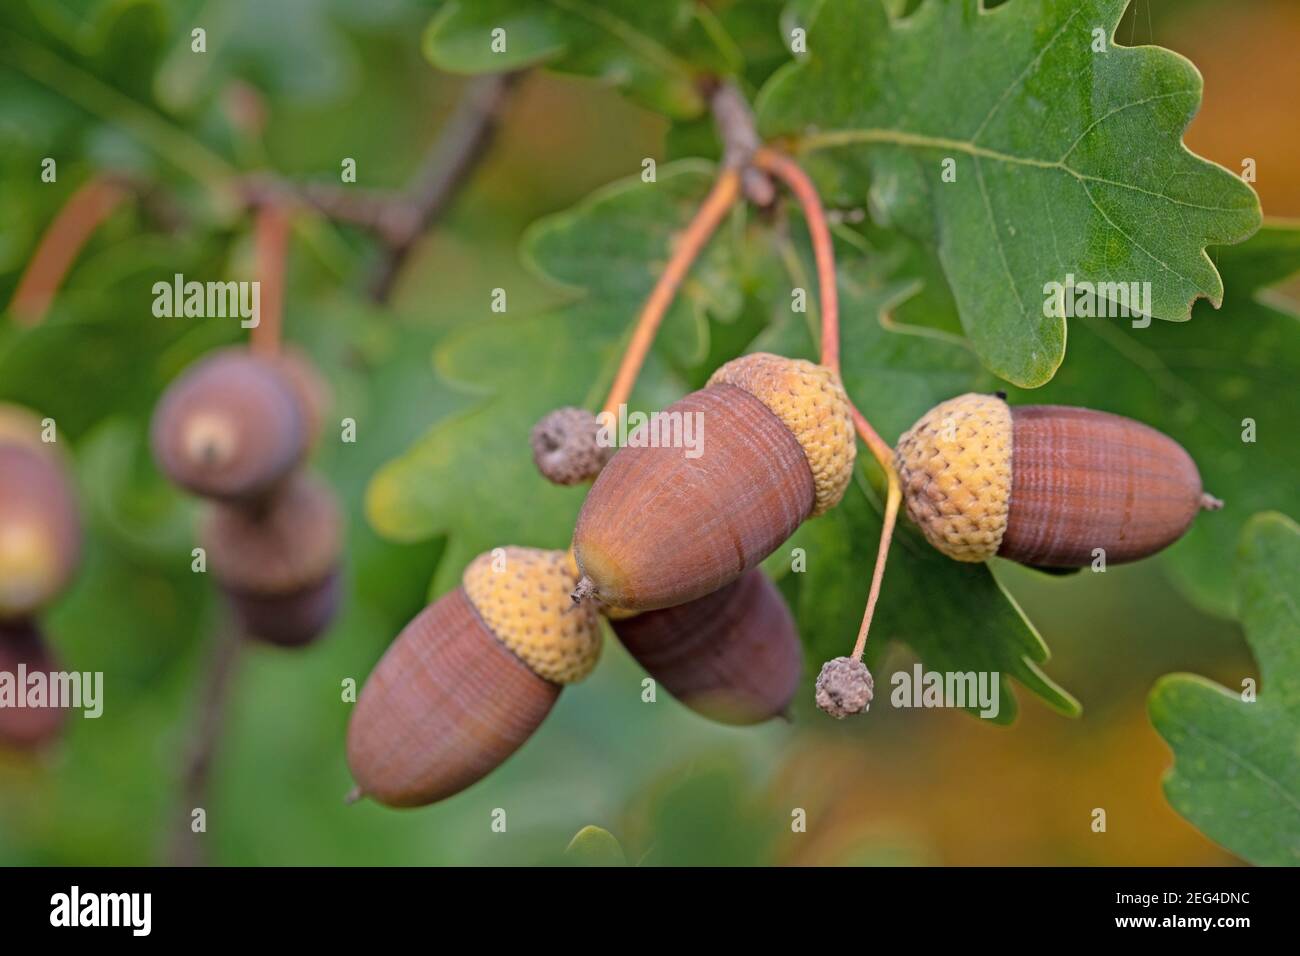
150;348;307;502
573;383;815;611
346;587;560;807
611;569;801;725
999;405;1205;567
0;442;81;619
0;620;67;750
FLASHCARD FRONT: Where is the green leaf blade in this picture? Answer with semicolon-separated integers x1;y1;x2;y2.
1149;512;1300;866
757;0;1261;386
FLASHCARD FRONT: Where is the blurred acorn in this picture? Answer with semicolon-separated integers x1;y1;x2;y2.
151;347;307;503
0;620;68;750
201;471;343;646
0;442;81;620
610;569;801;725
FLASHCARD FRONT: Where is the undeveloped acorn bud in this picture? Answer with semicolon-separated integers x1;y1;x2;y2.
530;407;612;485
151;347;307;502
573;353;855;611
201;471;343;646
347;547;601;807
815;656;873;719
271;346;331;448
609;569;801;725
0;620;67;750
895;394;1213;568
0;442;81;620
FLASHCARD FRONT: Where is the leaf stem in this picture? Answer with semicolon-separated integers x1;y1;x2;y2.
852;406;902;661
752;147;840;377
600;167;742;416
6;175;131;327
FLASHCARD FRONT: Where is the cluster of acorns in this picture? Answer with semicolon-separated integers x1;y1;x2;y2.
346;348;1217;808
0;405;82;750
150;346;343;647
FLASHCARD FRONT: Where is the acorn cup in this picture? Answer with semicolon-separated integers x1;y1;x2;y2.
0;619;68;750
150;346;308;503
894;393;1218;568
608;568;802;725
347;547;602;808
0;442;81;620
573;353;855;612
200;471;343;646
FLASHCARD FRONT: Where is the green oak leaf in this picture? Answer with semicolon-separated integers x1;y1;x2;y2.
1007;223;1300;617
365;162;749;593
760;223;1077;721
1149;512;1300;866
424;0;738;119
757;0;1261;387
564;825;628;866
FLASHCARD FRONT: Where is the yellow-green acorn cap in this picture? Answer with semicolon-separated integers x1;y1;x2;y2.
462;547;602;684
894;393;1013;562
708;353;856;515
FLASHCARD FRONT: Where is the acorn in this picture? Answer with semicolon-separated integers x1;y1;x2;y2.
200;471;343;646
608;568;801;725
894;393;1218;568
346;547;602;808
271;346;331;448
0;442;81;620
0;619;68;750
150;347;308;502
573;353;855;611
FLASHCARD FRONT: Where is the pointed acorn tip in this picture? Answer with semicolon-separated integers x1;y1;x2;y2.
344;785;364;805
571;575;597;606
1200;492;1224;511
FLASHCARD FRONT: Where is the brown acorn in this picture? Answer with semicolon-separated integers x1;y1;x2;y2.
0;442;81;620
150;347;307;502
200;471;343;646
608;569;801;725
0;620;68;750
271;346;331;448
347;548;601;808
894;393;1217;568
573;353;855;612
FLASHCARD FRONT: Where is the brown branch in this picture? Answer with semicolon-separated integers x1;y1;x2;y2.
708;82;775;206
169;617;244;867
367;73;519;303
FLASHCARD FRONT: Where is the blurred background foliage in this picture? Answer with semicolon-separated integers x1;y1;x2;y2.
0;0;1295;865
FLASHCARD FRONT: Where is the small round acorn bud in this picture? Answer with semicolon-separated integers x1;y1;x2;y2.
271;346;331;448
530;407;612;485
895;394;1213;568
200;471;343;646
0;442;81;620
609;569;801;725
0;620;68;750
815;656;873;719
347;547;601;808
573;352;855;612
151;347;307;502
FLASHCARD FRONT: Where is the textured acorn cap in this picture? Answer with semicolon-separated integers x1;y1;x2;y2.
462;547;601;684
708;352;855;516
894;393;1013;562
